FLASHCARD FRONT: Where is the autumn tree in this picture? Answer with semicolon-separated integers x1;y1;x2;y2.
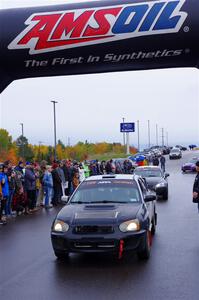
0;128;12;157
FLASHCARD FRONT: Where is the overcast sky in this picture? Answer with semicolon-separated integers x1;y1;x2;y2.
1;0;199;149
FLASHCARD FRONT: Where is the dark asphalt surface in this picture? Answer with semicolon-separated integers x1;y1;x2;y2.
1;151;199;300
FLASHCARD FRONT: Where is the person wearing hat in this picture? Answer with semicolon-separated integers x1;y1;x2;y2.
193;161;199;211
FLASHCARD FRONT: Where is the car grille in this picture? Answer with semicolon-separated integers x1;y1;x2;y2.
74;225;114;234
73;241;116;249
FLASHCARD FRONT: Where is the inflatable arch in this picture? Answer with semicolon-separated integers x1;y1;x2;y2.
0;0;199;93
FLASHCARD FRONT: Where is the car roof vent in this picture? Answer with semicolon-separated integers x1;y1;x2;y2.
102;175;116;179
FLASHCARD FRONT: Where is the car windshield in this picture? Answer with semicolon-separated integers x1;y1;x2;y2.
171;149;180;153
134;168;162;178
70;180;141;204
190;158;199;163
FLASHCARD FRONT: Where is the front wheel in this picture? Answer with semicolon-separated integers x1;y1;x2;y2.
137;231;151;260
151;213;157;236
163;190;168;200
54;251;69;260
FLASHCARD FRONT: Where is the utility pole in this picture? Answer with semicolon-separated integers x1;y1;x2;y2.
148;120;151;149
20;123;24;160
137;120;140;152
51;101;58;161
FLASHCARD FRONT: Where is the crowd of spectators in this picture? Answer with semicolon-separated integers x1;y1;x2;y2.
0;158;134;225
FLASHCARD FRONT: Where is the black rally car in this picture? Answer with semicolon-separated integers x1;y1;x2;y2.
51;174;157;260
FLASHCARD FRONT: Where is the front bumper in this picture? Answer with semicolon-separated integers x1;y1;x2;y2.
51;229;147;254
182;167;195;172
170;155;180;159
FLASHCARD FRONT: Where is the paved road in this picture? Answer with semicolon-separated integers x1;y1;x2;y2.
1;151;199;300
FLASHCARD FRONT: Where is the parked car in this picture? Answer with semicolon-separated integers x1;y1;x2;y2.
181;157;199;173
51;174;157;260
175;145;187;151
134;166;169;200
169;148;182;159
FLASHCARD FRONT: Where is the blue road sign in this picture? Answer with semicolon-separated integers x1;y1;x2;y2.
120;122;135;132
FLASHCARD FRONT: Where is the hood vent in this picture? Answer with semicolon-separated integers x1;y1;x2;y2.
75;211;118;219
84;204;116;210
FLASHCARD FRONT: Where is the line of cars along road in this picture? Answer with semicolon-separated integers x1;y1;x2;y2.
51;144;197;261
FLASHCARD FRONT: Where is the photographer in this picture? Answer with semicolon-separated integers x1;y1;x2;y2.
192;161;199;211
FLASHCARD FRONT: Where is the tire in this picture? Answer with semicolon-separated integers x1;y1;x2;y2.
54;251;69;260
137;231;151;260
151;212;157;236
163;190;168;200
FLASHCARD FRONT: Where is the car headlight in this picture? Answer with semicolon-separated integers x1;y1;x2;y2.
119;219;140;232
53;220;69;232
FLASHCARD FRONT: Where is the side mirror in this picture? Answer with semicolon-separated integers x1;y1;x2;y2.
164;173;170;178
144;194;156;202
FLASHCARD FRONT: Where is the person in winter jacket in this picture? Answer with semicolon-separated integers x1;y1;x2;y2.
51;162;62;206
0;164;7;225
0;164;9;223
24;162;37;212
42;166;53;208
152;156;159;166
7;168;16;216
160;155;166;172
193;161;199;212
78;163;85;182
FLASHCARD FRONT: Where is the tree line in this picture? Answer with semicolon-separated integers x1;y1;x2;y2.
0;129;137;164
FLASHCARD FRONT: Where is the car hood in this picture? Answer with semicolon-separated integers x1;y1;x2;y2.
145;177;165;187
57;203;141;225
170;152;180;155
183;163;194;167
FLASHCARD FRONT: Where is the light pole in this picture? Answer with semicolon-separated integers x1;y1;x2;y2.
148;120;151;148
156;124;158;146
51;101;58;161
161;128;164;146
137;120;140;152
166;131;169;146
20;123;24;160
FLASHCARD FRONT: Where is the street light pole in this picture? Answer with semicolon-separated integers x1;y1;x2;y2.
137;120;140;152
166;131;169;146
51;101;58;161
161;128;164;146
20;123;24;160
156;124;158;146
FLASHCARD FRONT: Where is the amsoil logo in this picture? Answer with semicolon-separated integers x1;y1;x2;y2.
8;0;187;54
